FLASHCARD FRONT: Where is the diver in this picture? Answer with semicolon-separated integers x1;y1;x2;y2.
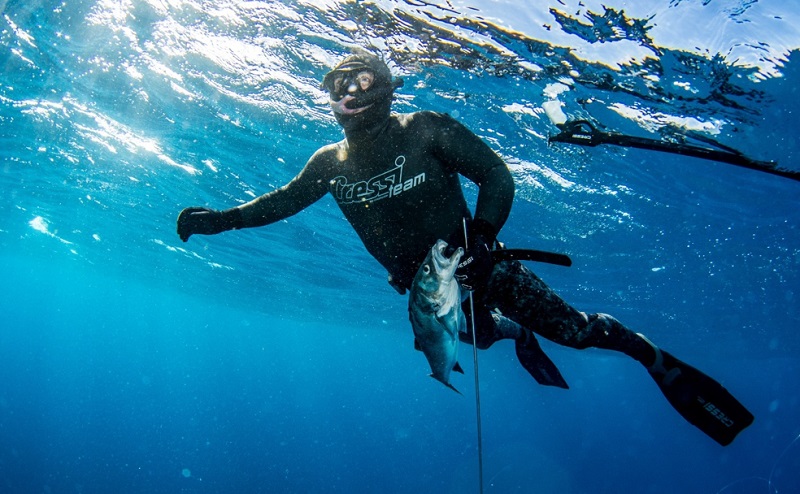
176;49;753;446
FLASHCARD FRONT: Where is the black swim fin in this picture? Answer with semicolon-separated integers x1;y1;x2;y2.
516;329;569;389
639;334;754;446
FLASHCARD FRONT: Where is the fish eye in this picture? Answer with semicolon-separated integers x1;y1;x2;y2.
422;264;430;275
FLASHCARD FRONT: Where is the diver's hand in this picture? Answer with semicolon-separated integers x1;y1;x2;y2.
177;207;243;242
456;238;492;291
455;219;496;292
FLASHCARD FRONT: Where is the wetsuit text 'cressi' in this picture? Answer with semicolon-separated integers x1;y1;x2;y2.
331;155;426;204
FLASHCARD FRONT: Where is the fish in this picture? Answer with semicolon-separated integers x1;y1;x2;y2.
408;239;466;394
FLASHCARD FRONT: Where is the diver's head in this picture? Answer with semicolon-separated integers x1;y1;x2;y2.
321;50;403;133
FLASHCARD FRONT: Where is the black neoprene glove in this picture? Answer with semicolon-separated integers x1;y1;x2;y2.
177;207;244;242
454;218;497;292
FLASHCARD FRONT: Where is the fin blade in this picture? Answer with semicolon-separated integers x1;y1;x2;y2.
515;334;569;389
649;351;754;446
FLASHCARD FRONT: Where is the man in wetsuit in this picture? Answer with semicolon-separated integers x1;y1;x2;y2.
177;50;753;446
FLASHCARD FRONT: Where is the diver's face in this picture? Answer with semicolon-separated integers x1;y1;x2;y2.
325;69;376;115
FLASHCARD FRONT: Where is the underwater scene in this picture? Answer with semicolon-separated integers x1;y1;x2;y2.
1;0;799;493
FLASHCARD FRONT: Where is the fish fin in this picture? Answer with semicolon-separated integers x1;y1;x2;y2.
429;375;462;395
447;383;463;395
453;362;465;374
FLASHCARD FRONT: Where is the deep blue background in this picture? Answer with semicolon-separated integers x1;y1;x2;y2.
2;1;799;493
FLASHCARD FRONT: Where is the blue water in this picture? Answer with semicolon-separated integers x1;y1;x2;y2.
2;1;799;493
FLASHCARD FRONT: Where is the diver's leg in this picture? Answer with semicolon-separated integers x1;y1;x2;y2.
482;260;753;445
458;300;542;347
458;301;508;350
463;287;568;388
481;260;652;359
571;313;655;363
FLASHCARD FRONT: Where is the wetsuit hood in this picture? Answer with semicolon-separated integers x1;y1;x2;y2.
322;51;404;135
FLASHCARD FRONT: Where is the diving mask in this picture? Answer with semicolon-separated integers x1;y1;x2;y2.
321;52;404;120
324;69;378;115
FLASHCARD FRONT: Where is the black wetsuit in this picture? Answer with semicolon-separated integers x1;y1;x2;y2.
236;111;514;291
232;110;651;363
179;98;753;445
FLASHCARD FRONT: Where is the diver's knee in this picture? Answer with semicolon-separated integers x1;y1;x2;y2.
590;313;619;330
571;312;622;349
571;313;655;364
